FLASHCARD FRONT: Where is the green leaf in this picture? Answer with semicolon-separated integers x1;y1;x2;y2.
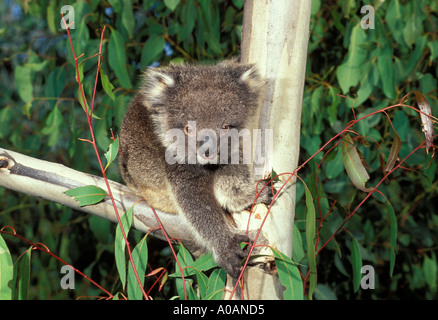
175;277;198;300
301;134;323;162
108;29;132;89
175;243;194;269
272;249;304;300
341;134;372;192
345;230;362;292
385;0;404;44
14;65;33;103
205;269;226;300
127;234;148;300
26;61;48;72
325;147;344;180
178;0;197;42
164;0;180;11
399;36;427;79
42;105;63;135
199;1;221;55
423;254;437;292
292;223;305;263
427;40;438;62
172;244;199;300
336;24;368;93
169;252;217;277
386;202;398;277
375;193;397;276
64;185;108;207
70;1;91;55
46;0;57;34
193;269;209;299
104;137;119;171
140;35;165;68
121;0;135;38
75;87;101;119
0;107;12;138
41;105;63;147
0;235;13;300
377;45;396;99
13;247;32;300
402;2;424;48
232;0;244;10
327;87;341;126
356;62;378;106
45;66;66;99
383;119;401;173
100;69;115;101
303;181;317;300
108;0;122;12
168;251;217;299
115;206;134;289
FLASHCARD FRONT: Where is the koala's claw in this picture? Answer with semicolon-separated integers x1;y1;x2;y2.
216;234;250;279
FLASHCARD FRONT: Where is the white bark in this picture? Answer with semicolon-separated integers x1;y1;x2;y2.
0;147;198;251
225;0;311;299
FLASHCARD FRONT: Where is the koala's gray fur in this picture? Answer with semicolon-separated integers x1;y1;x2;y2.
119;61;272;278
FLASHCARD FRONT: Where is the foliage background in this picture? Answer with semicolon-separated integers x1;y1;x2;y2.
0;0;437;299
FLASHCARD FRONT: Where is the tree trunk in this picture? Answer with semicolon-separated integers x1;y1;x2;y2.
224;0;311;299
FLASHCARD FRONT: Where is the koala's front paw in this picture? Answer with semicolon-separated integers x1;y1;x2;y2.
215;234;250;279
256;180;275;206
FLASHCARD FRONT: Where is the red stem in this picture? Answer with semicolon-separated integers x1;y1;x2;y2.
147;204;188;300
61;16;148;300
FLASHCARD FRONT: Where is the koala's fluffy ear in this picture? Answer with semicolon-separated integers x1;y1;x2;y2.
142;68;175;105
238;64;264;93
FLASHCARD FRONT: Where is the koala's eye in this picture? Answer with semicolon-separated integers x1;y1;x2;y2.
184;124;195;136
221;124;230;135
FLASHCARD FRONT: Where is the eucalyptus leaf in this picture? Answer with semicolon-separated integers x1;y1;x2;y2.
205;269;226;300
272;249;304;300
0;235;13;300
108;29;132;89
341;134;372;192
64;185;108;207
345;231;362;292
115;205;134;289
104;136;119;171
14;66;33;103
127;235;148;300
141;35;165;68
164;0;180;11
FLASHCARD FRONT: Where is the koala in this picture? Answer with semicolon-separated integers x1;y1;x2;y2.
119;61;272;278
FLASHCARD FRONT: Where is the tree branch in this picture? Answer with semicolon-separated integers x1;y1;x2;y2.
0;147;200;252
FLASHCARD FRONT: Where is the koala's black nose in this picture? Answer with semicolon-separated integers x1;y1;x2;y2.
199;133;217;147
200;134;209;144
198;132;217;160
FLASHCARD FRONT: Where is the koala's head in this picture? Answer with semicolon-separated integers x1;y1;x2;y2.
141;61;263;165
